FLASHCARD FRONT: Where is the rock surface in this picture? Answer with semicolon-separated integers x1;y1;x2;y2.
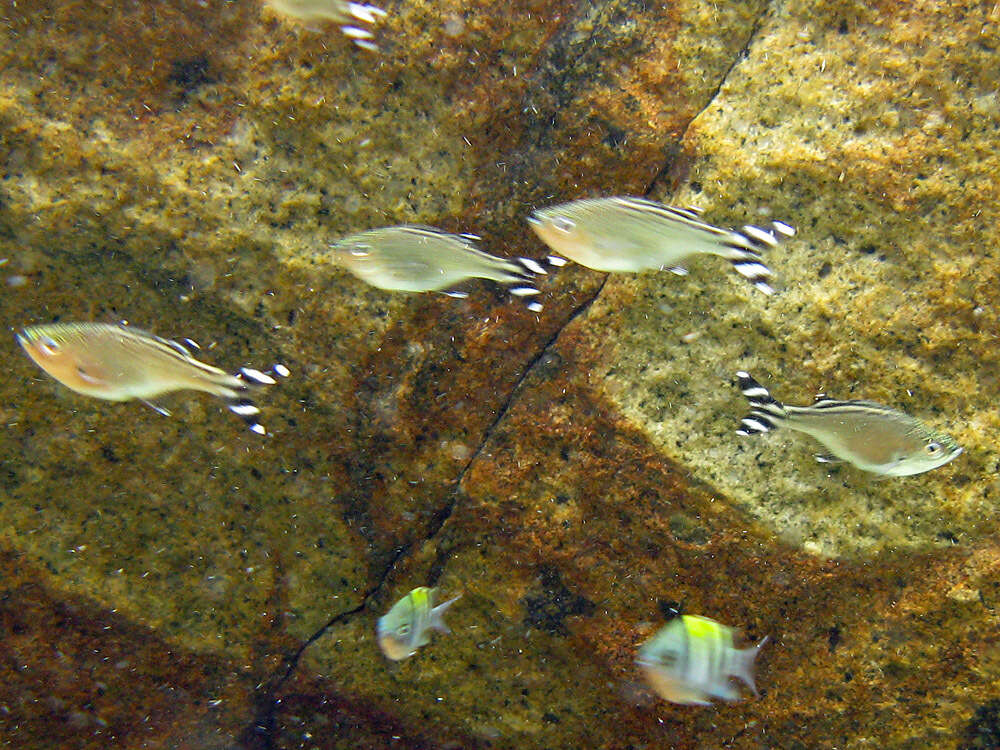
1;0;998;747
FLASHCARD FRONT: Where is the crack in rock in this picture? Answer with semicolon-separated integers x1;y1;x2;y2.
647;3;771;196
244;6;777;744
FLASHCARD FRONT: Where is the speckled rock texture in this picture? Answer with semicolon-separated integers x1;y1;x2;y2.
0;0;998;748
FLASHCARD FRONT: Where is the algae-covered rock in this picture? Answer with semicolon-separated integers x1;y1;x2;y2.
584;0;1000;558
2;0;999;747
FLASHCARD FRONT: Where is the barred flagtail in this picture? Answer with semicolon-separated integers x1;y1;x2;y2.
636;615;766;706
735;371;962;476
527;196;795;294
264;0;387;51
16;322;288;435
329;225;548;309
376;587;461;661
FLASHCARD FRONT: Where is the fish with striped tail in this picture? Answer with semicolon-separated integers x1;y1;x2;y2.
329;225;549;311
527;196;794;294
17;322;288;435
735;371;962;476
264;0;388;51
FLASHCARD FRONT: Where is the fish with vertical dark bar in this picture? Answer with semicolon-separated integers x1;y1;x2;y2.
376;587;461;661
329;225;547;310
636;615;767;706
528;196;794;294
735;371;962;476
16;322;288;435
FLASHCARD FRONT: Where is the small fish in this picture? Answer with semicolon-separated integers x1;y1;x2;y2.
329;225;546;310
735;371;963;476
528;196;795;294
636;615;767;706
376;586;460;661
16;322;288;435
264;0;387;51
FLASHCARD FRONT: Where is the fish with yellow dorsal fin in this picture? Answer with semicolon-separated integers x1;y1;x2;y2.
637;615;767;706
376;587;461;661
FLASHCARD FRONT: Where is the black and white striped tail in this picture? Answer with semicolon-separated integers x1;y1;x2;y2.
340;3;387;52
735;371;787;436
228;364;290;435
723;221;795;295
506;256;567;313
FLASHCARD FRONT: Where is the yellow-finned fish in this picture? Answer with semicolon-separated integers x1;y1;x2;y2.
528;196;795;294
636;615;767;706
329;225;546;310
376;586;461;661
16;322;288;435
264;0;387;51
735;371;963;476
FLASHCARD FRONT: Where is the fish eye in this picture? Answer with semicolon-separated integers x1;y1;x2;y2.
551;216;576;233
39;337;60;356
926;442;940;454
397;624;410;636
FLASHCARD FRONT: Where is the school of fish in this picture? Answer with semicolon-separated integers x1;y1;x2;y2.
10;0;970;724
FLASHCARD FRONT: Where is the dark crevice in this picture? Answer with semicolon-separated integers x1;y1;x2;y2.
246;277;609;748
246;8;775;744
645;3;771;196
246;543;411;750
429;277;611;561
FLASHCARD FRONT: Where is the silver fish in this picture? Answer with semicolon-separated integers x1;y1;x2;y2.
264;0;387;51
528;196;795;294
17;322;287;435
376;586;460;661
736;371;962;476
329;225;544;309
637;615;767;706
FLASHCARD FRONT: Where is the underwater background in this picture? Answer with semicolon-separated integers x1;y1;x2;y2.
2;0;1000;747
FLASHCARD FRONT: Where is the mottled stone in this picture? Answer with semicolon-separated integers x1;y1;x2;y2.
300;320;1000;746
585;0;1000;557
2;0;999;746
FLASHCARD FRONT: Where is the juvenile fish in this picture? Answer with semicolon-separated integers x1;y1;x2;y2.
17;322;287;435
528;196;795;294
736;371;962;476
264;0;387;51
376;586;460;661
330;225;545;310
637;615;767;706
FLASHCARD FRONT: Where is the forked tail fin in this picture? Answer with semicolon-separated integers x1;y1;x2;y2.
722;221;796;295
735;371;787;436
226;364;290;435
731;635;769;696
429;594;462;634
506;256;568;313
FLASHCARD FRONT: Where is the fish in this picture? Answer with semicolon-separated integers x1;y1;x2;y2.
376;586;461;661
16;322;288;435
636;615;767;706
329;225;547;311
527;196;795;294
263;0;387;51
735;371;963;476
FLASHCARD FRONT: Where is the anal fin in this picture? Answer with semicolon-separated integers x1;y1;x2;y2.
142;400;172;417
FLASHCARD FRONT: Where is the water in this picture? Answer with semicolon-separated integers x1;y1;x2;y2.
1;0;999;748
